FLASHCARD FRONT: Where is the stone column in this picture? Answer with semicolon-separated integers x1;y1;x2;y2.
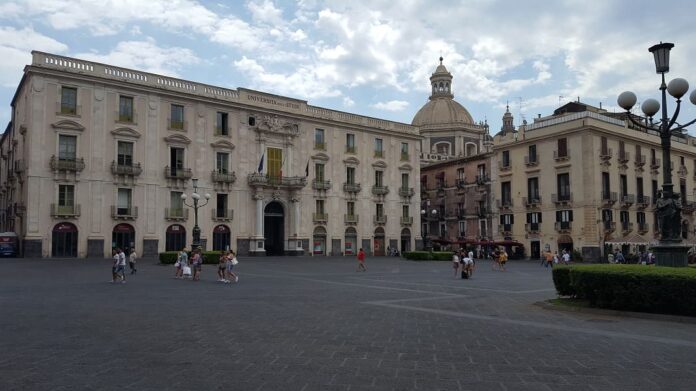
254;192;264;238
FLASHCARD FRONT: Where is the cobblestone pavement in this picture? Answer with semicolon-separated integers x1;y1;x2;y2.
1;256;695;391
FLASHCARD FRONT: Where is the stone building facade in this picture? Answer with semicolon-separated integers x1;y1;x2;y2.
493;101;696;260
0;51;421;258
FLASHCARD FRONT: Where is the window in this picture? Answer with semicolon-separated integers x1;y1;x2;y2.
117;188;132;215
402;205;409;217
620;174;628;197
216;194;228;218
401;173;409;189
401;143;409;160
680;178;687;202
376;203;384;217
680;156;685;166
170;147;184;176
457;202;465;214
60;86;77;115
347;201;355;216
457;168;465;181
526;212;542;230
117;141;133;166
216;112;229;136
346;167;355;185
635;145;642;161
500;214;514;232
477;164;486;178
557;173;570;200
601;136;608;154
620;210;629;223
602;172;611;198
118;96;134;123
170;104;184;130
602;209;613;222
619;141;625;155
374;138;383;157
652;180;658;205
216;152;229;174
651;148;657;165
636;177;644;198
315;163;325;182
479;220;487;238
375;171;384;187
528;144;537;163
346;133;355;153
314;129;325;150
501;181;511;203
58;184;75;207
556;210;573;230
267;147;282;178
527;177;539;201
458;221;466;236
58;135;77;160
502;150;510;167
557;138;568;157
170;191;183;213
316;200;325;214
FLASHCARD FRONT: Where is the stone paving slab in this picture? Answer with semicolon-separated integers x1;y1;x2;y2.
0;257;695;390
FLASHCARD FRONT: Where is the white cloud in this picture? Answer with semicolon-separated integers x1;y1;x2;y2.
75;39;199;77
372;100;409;112
0;26;68;87
342;96;355;107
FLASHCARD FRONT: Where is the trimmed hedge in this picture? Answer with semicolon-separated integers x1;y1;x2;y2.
403;251;454;261
159;251;224;265
552;264;696;316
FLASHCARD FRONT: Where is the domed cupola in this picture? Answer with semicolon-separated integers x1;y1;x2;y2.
412;57;474;126
430;56;454;99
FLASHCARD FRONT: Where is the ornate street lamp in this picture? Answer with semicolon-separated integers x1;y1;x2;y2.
181;178;211;250
617;42;696;267
420;200;439;251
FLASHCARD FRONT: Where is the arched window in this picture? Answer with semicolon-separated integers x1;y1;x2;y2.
166;224;186;252
345;227;357;255
466;143;477;156
213;225;231;251
313;226;327;255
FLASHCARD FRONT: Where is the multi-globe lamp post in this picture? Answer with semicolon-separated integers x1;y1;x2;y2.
420;199;438;251
617;42;696;267
181;178;211;250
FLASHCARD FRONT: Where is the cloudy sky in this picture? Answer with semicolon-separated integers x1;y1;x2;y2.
1;0;696;133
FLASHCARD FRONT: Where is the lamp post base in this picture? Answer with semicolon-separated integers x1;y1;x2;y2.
651;243;690;267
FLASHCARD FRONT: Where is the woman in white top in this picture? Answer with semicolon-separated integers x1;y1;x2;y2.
129;248;138;274
452;251;460;277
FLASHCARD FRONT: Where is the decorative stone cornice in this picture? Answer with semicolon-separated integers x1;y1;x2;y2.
111;127;141;138
343;156;360;166
251;113;300;138
210;140;236;150
398;163;413;171
311;152;330;162
163;134;191;145
372;160;387;169
51;119;84;132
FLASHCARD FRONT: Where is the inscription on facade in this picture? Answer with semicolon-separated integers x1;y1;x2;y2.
248;94;300;110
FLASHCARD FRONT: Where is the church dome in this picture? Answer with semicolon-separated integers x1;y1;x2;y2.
412;98;474;126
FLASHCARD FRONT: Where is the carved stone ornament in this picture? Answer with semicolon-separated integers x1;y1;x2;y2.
94;88;105;102
271;191;281;200
253;192;264;201
252;113;300;137
290;194;301;203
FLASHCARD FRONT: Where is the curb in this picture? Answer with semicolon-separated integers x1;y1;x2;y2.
534;300;696;325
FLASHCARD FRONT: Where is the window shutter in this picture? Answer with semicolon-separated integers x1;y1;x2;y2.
500;215;504;225
526;213;531;224
556;211;561;222
569;210;573;221
510;214;514;224
538;212;542;223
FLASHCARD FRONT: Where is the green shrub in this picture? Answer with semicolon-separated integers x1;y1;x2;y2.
552;264;696;316
159;251;224;265
403;251;454;261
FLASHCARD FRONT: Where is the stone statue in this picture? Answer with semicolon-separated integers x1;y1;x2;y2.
656;191;682;241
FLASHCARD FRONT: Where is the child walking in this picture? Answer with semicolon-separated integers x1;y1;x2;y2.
356;248;367;272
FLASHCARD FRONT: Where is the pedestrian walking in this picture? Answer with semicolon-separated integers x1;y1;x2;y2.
111;248;120;283
561;250;571;265
499;248;508;271
225;251;239;283
191;248;203;281
462;252;474;278
615;249;625;264
117;248;127;283
544;250;553;268
129;248;138;274
552;251;559;267
452;251;460;277
217;252;228;282
357;248;367;272
492;248;500;271
175;248;188;279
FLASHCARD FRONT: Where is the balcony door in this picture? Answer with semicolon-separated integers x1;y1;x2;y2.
267;147;282;179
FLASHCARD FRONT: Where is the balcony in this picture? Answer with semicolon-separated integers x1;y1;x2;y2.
213;126;229;137
552;193;573;205
345;145;356;154
553;150;570;161
51;203;81;218
601;191;617;206
164;166;192;180
621;221;634;233
618;151;630;164
398;187;415;197
456;179;467;189
373;215;387;225
56;102;81;117
247;173;307;190
313;212;328;223
554;221;572;233
635;154;646;167
603;221;616;233
212;209;234;222
475;174;489;185
499;224;512;235
620;193;635;207
165;208;189;221
343;182;362;194
650;158;661;169
638;222;649;234
211;170;237;184
314;142;326;150
167;118;186;131
499;161;511;171
111;161;143;176
524;155;539;166
401;152;410;161
374;150;384;158
111;205;138;220
400;216;413;225
599;147;612;161
371;185;390;196
636;195;650;209
312;180;332;191
497;199;513;210
344;214;359;224
476;206;488;217
523;196;542;208
50;156;85;172
525;223;540;234
115;110;137;124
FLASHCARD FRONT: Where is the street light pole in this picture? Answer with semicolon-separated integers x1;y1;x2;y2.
181;178;211;250
617;42;696;266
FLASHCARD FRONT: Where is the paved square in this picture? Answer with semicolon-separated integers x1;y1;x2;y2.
1;256;695;390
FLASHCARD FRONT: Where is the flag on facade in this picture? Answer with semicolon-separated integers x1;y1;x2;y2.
258;152;265;173
305;159;310;177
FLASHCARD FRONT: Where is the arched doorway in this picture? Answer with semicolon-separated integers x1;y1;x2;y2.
264;202;284;255
213;224;231;251
558;234;573;254
313;226;327;255
344;227;357;255
52;222;78;257
165;224;186;252
374;227;385;256
112;223;135;252
400;228;411;253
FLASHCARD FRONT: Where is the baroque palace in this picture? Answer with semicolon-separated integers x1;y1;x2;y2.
0;51;421;258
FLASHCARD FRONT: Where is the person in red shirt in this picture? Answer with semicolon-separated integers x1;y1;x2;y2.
356;248;367;272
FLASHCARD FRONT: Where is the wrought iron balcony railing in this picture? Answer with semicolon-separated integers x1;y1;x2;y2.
164;166;192;179
165;208;189;221
111;205;138;220
50;156;85;172
212;209;234;222
112;161;143;176
51;203;81;218
211;170;237;184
